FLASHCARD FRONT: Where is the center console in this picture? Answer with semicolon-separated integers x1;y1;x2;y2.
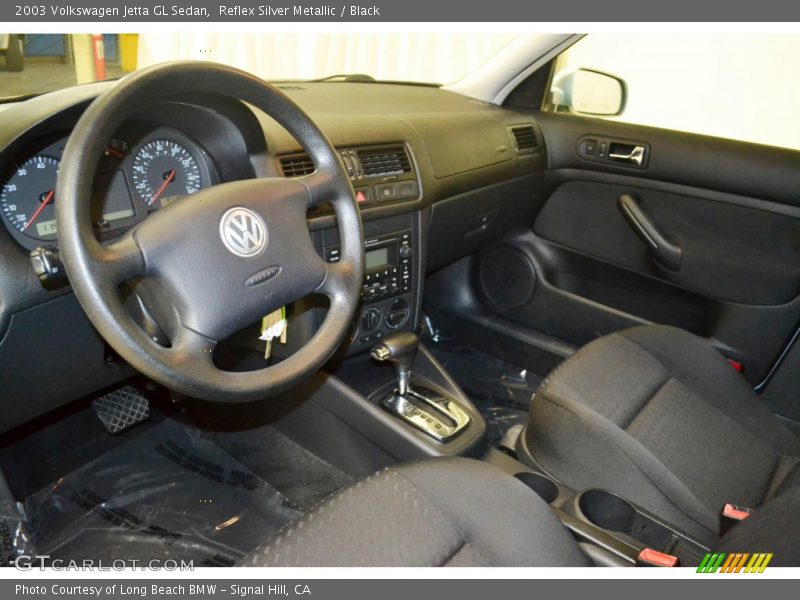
316;210;422;355
275;135;487;458
483;447;710;568
308;200;484;457
370;331;472;443
324;228;414;347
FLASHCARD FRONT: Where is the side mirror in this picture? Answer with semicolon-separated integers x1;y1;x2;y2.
550;68;626;116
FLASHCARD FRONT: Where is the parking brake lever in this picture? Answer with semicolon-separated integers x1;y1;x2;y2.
618;193;682;271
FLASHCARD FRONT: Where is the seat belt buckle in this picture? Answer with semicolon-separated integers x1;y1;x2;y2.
721;503;753;534
636;548;679;567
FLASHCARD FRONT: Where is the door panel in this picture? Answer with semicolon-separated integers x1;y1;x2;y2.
475;113;800;392
537;112;800;205
534;179;800;305
475;227;800;386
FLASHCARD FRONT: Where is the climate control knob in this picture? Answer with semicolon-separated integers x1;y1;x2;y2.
361;307;382;331
385;299;410;329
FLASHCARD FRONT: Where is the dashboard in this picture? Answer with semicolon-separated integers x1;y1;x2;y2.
0;79;547;433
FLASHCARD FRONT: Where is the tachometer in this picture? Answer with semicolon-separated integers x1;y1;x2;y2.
131;139;203;207
0;155;60;241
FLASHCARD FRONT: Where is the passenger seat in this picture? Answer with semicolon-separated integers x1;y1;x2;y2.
519;325;800;545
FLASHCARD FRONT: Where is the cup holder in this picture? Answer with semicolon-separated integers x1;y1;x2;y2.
578;489;672;549
579;489;637;531
514;472;559;504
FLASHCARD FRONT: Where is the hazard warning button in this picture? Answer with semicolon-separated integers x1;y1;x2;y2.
354;187;371;204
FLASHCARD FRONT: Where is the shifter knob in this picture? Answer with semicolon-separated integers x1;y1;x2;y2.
370;332;419;396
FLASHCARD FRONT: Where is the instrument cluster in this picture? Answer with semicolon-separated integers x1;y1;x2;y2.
0;124;216;251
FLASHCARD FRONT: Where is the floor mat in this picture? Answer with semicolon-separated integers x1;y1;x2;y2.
423;323;540;446
203;424;354;511
21;419;301;566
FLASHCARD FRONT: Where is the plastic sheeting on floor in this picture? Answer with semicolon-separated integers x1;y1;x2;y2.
422;316;540;446
19;419;300;566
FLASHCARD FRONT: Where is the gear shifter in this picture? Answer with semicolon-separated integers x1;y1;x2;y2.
370;331;419;396
370;332;470;443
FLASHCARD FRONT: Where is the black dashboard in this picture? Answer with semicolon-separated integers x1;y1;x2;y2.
0;78;548;432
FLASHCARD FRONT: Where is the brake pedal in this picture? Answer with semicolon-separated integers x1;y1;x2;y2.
92;386;151;434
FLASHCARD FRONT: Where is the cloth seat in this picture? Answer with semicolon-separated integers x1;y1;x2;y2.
520;325;800;544
239;454;800;567
239;457;590;567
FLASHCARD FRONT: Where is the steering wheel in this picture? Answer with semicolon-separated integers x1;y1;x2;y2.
56;62;364;402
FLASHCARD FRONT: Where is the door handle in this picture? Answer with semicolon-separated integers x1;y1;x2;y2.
609;145;646;166
617;193;682;271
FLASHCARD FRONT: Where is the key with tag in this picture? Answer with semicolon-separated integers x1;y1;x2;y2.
260;307;287;359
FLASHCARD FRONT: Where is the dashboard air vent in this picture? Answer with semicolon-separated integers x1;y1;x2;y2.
357;146;411;177
279;154;315;177
509;125;539;154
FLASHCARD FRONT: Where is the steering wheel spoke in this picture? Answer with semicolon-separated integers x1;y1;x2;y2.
167;322;218;370
94;232;146;285
299;170;339;209
316;259;354;300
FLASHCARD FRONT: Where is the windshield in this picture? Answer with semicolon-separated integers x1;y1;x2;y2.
0;33;518;99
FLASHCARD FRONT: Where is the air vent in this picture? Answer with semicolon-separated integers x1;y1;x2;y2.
357;146;411;177
279;154;315;177
509;125;539;154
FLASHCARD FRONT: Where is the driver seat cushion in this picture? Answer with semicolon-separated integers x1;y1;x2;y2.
523;325;800;544
239;457;590;567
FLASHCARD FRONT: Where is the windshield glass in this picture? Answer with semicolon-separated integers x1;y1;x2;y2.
0;33;518;99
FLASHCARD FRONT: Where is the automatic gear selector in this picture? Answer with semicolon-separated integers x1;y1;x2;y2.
370;331;418;396
371;332;470;442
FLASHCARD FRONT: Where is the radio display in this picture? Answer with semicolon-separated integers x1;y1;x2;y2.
365;247;390;271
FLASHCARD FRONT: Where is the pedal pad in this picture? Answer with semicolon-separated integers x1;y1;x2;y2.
92;386;150;434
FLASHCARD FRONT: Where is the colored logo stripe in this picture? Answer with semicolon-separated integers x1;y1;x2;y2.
719;553;750;573
745;553;773;573
697;553;772;573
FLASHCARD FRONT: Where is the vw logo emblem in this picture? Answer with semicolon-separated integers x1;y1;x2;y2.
219;207;267;257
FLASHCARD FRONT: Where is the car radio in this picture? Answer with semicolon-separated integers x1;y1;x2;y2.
324;229;412;304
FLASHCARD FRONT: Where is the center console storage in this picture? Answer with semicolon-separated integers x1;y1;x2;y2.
482;448;710;567
515;472;559;504
571;489;708;566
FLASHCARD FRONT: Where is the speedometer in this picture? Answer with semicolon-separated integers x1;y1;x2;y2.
131;139;203;208
0;155;60;241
